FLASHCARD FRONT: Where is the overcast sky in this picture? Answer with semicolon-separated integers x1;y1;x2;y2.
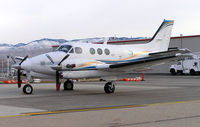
0;0;200;44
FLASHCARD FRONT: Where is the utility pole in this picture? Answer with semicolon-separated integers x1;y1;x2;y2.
7;56;9;77
1;58;3;77
180;34;183;48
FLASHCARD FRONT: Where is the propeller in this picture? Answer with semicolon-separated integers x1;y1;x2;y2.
18;56;28;88
45;54;70;86
11;56;16;64
13;56;28;88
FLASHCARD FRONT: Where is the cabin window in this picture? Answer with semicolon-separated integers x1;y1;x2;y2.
104;48;110;55
90;48;95;55
75;47;82;54
97;48;103;55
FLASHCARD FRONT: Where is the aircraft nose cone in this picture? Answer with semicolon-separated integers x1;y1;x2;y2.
21;59;32;71
12;63;21;69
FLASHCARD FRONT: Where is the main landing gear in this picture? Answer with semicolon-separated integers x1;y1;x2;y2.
63;80;74;90
104;82;115;94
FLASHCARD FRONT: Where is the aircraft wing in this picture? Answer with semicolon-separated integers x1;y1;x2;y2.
108;49;191;72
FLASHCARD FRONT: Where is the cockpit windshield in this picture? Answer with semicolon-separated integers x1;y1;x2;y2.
56;45;72;53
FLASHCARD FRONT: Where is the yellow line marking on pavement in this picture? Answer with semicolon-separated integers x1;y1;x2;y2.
24;104;146;116
1;99;200;118
147;100;200;106
0;114;29;119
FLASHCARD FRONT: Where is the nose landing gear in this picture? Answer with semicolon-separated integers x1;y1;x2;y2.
23;84;33;94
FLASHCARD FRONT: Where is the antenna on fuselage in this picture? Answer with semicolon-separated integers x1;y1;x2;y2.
103;37;109;45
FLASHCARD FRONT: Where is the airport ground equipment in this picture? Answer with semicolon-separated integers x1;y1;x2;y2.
170;54;200;75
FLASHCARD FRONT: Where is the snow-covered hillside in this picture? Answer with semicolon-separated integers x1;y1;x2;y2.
0;38;68;51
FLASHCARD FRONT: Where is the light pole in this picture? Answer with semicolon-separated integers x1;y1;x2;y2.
1;58;3;77
7;56;9;77
180;34;183;49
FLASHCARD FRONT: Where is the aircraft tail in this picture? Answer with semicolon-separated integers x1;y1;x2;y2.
146;19;174;52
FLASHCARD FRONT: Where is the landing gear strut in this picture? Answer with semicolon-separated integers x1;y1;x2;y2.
23;84;33;94
104;82;115;94
64;80;74;90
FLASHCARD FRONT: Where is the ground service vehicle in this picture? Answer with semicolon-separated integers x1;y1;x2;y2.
170;54;200;75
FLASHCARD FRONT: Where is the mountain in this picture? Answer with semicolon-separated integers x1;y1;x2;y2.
0;38;68;50
13;43;26;47
0;43;14;50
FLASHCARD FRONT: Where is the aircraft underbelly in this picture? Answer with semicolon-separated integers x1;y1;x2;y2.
30;72;55;79
62;70;119;79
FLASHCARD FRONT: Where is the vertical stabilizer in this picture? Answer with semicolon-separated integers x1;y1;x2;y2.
147;19;174;52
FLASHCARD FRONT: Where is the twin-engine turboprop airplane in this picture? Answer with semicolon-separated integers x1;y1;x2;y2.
13;19;190;94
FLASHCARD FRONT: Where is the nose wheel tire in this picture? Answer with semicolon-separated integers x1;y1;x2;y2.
64;80;74;90
23;84;33;94
104;82;115;94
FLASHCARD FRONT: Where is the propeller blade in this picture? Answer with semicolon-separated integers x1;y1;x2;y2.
19;55;28;65
45;54;54;64
11;56;16;64
56;71;59;85
17;69;21;88
16;55;28;88
58;54;70;66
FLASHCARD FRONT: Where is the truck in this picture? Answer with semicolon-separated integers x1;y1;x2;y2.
170;54;200;75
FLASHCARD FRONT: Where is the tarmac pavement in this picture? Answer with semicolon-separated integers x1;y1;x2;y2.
0;74;200;127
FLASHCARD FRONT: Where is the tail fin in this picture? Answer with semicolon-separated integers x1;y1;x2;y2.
147;19;174;52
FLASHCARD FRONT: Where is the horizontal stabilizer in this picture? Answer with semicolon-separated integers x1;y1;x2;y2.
149;48;191;56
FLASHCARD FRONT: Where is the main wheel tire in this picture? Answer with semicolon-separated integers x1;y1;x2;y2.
190;69;196;75
170;69;177;75
104;82;115;94
64;80;74;90
180;71;185;75
23;84;33;94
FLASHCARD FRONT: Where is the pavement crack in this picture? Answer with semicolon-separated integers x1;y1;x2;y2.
109;115;200;127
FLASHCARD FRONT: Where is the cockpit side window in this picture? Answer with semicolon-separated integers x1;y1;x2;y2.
56;45;72;53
